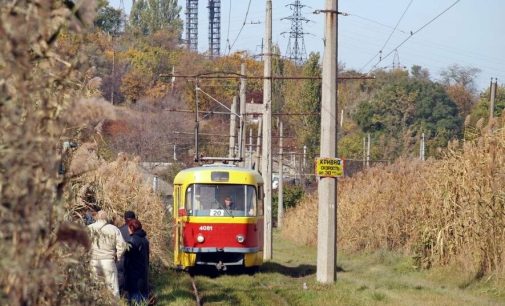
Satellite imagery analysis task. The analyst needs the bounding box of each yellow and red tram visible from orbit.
[173,163,264,271]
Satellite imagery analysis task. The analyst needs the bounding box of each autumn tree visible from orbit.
[440,64,481,91]
[440,64,481,119]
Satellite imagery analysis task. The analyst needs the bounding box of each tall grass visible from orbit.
[281,112,505,276]
[0,1,108,305]
[68,150,173,267]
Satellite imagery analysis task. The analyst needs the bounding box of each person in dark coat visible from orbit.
[119,211,136,242]
[117,210,136,295]
[124,218,150,304]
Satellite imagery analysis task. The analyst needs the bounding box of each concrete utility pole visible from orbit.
[255,117,262,170]
[111,48,115,104]
[239,64,247,166]
[303,145,307,171]
[489,78,497,121]
[277,121,284,229]
[366,133,371,167]
[249,128,253,168]
[229,96,238,158]
[262,0,273,261]
[363,136,366,168]
[317,0,337,284]
[420,133,425,161]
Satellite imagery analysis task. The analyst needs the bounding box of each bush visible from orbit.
[273,184,305,223]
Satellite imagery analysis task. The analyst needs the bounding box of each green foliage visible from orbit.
[160,163,185,184]
[129,0,182,36]
[94,1,124,35]
[272,44,285,114]
[298,53,321,156]
[410,65,430,80]
[354,75,462,159]
[469,84,505,125]
[272,184,305,221]
[338,132,365,159]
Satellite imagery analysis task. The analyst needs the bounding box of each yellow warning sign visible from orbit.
[315,158,343,177]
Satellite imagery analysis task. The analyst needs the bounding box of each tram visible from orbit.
[173,163,264,271]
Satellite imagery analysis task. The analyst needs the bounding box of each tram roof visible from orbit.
[173,163,263,185]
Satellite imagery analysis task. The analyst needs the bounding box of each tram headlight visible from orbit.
[196,234,205,243]
[236,234,245,244]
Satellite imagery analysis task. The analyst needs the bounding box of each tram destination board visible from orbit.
[315,158,343,178]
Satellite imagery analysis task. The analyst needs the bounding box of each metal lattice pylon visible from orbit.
[186,0,199,52]
[208,0,221,57]
[282,0,310,65]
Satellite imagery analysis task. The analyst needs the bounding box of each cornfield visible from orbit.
[282,112,505,276]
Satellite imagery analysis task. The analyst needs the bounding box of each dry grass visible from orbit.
[282,112,505,277]
[0,1,112,305]
[67,151,173,267]
[281,196,318,246]
[420,113,505,274]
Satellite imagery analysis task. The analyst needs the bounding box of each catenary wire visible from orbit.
[228,0,252,54]
[367,0,461,72]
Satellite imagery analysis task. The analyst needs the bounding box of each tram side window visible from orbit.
[246,186,257,216]
[257,186,264,216]
[185,186,193,212]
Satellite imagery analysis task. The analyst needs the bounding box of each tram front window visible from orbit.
[185,184,257,217]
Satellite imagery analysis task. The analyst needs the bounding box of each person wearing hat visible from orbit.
[119,211,136,242]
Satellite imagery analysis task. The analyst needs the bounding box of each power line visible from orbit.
[359,0,414,71]
[350,13,409,35]
[379,0,414,54]
[161,72,374,81]
[367,0,461,72]
[228,0,252,54]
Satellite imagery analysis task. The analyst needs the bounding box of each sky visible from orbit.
[111,0,504,92]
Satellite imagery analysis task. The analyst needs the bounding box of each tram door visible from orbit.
[173,185,183,264]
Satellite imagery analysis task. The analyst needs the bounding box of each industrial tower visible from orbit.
[185,0,221,57]
[186,0,198,52]
[282,0,310,65]
[208,0,221,57]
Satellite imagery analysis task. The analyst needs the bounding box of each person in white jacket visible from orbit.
[88,210,126,298]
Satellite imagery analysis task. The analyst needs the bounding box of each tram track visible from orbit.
[189,275,202,306]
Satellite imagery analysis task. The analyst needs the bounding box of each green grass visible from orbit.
[152,231,505,305]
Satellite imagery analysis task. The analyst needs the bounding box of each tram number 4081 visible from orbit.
[199,225,213,231]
